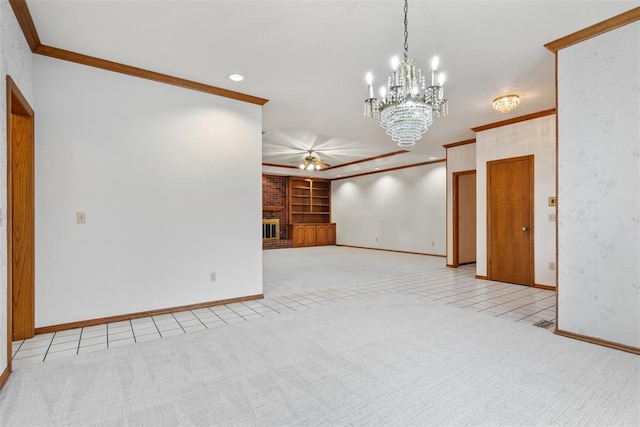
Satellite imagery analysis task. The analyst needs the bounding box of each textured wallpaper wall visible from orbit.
[0,1,34,374]
[557,21,640,348]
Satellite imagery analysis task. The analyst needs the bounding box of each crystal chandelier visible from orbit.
[364,0,448,147]
[492,94,520,113]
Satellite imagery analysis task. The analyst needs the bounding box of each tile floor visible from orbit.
[11,264,555,369]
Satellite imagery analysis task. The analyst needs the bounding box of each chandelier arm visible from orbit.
[403,0,409,60]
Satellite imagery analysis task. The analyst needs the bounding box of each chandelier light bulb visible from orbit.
[366,72,374,98]
[438,72,446,86]
[391,56,400,71]
[379,86,387,99]
[431,56,439,71]
[366,72,373,85]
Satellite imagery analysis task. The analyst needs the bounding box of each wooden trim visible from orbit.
[5,77,12,378]
[0,366,10,391]
[544,7,640,53]
[443,138,476,149]
[475,275,488,280]
[6,76,34,116]
[34,294,264,335]
[446,264,455,268]
[486,155,535,286]
[9,0,268,107]
[471,109,556,133]
[554,53,560,325]
[323,150,409,170]
[533,284,556,291]
[263,150,410,172]
[6,75,36,374]
[332,159,446,181]
[34,45,268,106]
[8,0,41,51]
[336,244,446,258]
[262,163,299,170]
[554,328,640,355]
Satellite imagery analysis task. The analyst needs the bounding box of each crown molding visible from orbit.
[332,159,446,181]
[9,0,268,106]
[443,138,476,149]
[545,7,640,53]
[262,150,410,171]
[471,109,556,133]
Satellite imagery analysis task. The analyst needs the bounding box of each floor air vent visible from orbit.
[533,319,555,329]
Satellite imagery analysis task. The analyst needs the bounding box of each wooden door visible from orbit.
[487,156,534,286]
[316,225,328,245]
[305,225,316,246]
[453,171,476,267]
[7,77,35,342]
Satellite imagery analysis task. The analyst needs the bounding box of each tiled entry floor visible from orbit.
[12,265,555,369]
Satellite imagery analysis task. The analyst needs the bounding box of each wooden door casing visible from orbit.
[487,156,534,286]
[7,76,36,345]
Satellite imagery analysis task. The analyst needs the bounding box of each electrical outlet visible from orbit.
[77,212,86,224]
[548,213,556,222]
[549,262,556,271]
[210,272,216,282]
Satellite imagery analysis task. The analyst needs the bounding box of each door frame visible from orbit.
[6,75,35,374]
[486,155,534,286]
[452,170,476,268]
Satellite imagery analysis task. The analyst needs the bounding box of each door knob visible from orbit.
[522,226,529,231]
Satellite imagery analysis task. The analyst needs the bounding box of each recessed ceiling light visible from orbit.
[429,156,437,160]
[336,175,342,177]
[228,73,244,82]
[374,167,381,170]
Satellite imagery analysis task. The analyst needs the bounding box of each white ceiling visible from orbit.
[26,0,637,178]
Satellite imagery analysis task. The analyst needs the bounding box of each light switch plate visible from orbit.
[77,212,86,224]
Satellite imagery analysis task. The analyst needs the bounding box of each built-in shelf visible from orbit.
[287,177,334,247]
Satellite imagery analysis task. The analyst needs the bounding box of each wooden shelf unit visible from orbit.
[288,177,332,224]
[288,177,335,247]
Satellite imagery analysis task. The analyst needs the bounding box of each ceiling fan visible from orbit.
[299,150,330,171]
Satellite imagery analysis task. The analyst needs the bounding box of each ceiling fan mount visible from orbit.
[300,149,330,170]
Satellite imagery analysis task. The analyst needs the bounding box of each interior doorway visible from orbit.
[487,155,534,286]
[452,170,476,267]
[6,76,35,351]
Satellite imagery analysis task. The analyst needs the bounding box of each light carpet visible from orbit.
[1,293,638,426]
[263,246,445,294]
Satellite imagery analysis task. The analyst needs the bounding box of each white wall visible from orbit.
[34,55,262,327]
[445,143,476,266]
[332,162,446,255]
[0,0,34,373]
[557,22,639,348]
[476,115,557,287]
